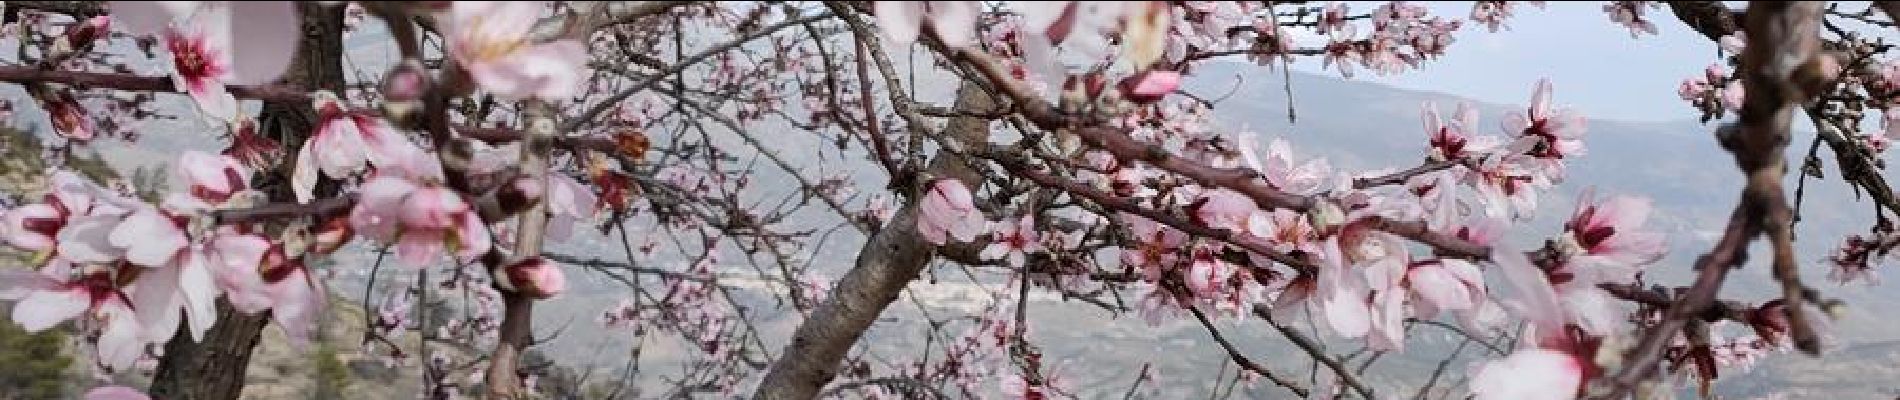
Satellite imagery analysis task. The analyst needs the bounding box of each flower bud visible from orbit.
[496,257,566,299]
[381,59,430,119]
[55,16,111,56]
[1118,70,1182,104]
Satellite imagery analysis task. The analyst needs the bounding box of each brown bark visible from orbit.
[753,83,996,399]
[147,4,345,399]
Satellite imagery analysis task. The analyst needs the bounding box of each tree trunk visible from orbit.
[147,4,343,399]
[753,83,996,399]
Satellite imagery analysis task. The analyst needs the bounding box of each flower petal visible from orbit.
[111,209,186,267]
[131,263,184,343]
[84,386,153,400]
[179,252,220,340]
[223,1,300,85]
[14,288,89,332]
[108,0,192,37]
[874,2,925,46]
[1469,349,1582,400]
[292,137,322,204]
[58,215,127,264]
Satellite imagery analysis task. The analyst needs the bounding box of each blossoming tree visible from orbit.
[0,1,1893,399]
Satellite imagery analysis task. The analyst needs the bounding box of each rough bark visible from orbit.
[753,83,996,399]
[147,4,344,399]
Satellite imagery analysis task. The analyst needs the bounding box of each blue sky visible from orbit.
[1281,2,1729,123]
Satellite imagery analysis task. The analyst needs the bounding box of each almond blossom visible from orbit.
[348,152,493,267]
[1557,188,1666,285]
[496,257,567,299]
[292,92,418,203]
[1602,1,1660,38]
[1119,212,1187,282]
[1475,250,1603,400]
[3,171,129,254]
[1239,134,1332,196]
[210,234,324,346]
[1423,101,1497,162]
[1468,154,1544,220]
[875,1,982,49]
[1,261,149,371]
[112,1,300,121]
[545,173,600,242]
[1503,79,1587,182]
[981,215,1042,267]
[442,1,589,101]
[1469,347,1588,400]
[84,386,152,400]
[917,178,983,245]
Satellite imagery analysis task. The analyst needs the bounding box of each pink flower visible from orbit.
[1184,245,1235,298]
[222,118,282,171]
[112,2,299,86]
[545,173,599,242]
[1502,79,1587,180]
[1192,189,1256,232]
[348,157,492,267]
[292,91,419,203]
[1493,247,1623,336]
[1247,208,1316,252]
[1469,1,1529,32]
[1317,2,1350,35]
[6,172,140,263]
[1120,212,1186,282]
[876,1,983,49]
[209,234,324,346]
[1010,1,1077,43]
[3,175,98,253]
[981,215,1043,266]
[1118,69,1181,104]
[162,21,236,120]
[1321,25,1360,77]
[84,386,152,400]
[1239,134,1332,195]
[1405,259,1485,318]
[114,2,297,121]
[1469,348,1585,400]
[1559,188,1665,284]
[165,151,251,212]
[1469,154,1543,220]
[443,1,589,101]
[1408,170,1461,229]
[2,262,148,370]
[1316,224,1408,340]
[916,179,983,245]
[1677,76,1711,102]
[1423,101,1494,162]
[1602,1,1659,38]
[497,257,566,299]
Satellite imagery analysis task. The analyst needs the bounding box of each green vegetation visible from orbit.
[0,318,72,400]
